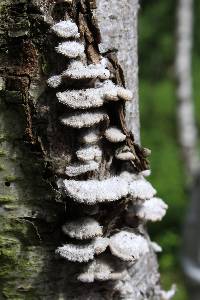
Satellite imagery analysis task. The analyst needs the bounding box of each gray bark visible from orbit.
[175,0,200,298]
[0,0,160,299]
[96,0,140,143]
[175,0,199,178]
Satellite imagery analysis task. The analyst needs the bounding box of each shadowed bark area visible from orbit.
[0,0,160,299]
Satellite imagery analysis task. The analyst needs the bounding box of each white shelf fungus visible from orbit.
[103,81,133,102]
[115,146,135,161]
[62,173,157,204]
[151,241,162,253]
[65,161,99,177]
[62,60,110,80]
[56,237,109,263]
[56,41,84,58]
[47,75,62,88]
[63,176,129,205]
[57,87,104,109]
[129,178,157,200]
[52,20,80,38]
[78,258,125,283]
[109,231,149,261]
[80,129,101,144]
[104,127,126,143]
[136,197,168,222]
[62,218,103,240]
[50,15,161,280]
[60,111,109,128]
[76,145,102,162]
[140,169,151,177]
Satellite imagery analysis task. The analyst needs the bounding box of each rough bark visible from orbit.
[0,1,161,299]
[175,0,200,298]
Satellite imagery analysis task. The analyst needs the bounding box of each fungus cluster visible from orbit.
[47,17,168,284]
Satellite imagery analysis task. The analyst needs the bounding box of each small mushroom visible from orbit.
[56,41,84,58]
[62,217,103,240]
[104,127,126,143]
[109,231,149,261]
[60,110,109,128]
[136,197,168,222]
[52,20,80,38]
[56,237,109,263]
[76,145,102,162]
[115,146,135,161]
[78,257,125,283]
[65,161,99,177]
[62,176,129,205]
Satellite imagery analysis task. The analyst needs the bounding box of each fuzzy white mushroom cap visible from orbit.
[93,237,109,254]
[63,176,129,205]
[140,169,151,177]
[76,145,102,162]
[57,87,104,109]
[56,237,109,263]
[56,243,95,262]
[151,241,162,253]
[78,258,125,283]
[115,151,135,161]
[103,81,133,102]
[136,197,168,222]
[109,231,149,261]
[52,20,80,38]
[104,127,126,143]
[117,87,133,101]
[80,129,101,144]
[60,111,109,128]
[56,41,84,58]
[62,60,110,80]
[62,173,156,204]
[62,218,103,240]
[115,146,135,161]
[65,161,99,177]
[129,178,157,200]
[47,75,62,88]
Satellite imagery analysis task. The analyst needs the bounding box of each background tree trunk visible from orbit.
[176,0,200,299]
[0,1,160,299]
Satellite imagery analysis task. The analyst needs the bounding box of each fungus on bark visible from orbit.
[44,5,167,288]
[77,257,125,283]
[60,111,109,128]
[56,41,84,58]
[56,237,109,263]
[65,161,99,177]
[62,218,103,239]
[62,176,129,204]
[52,20,80,38]
[104,127,126,143]
[76,145,102,162]
[109,231,149,261]
[136,197,168,222]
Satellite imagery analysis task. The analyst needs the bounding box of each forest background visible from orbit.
[139,1,200,299]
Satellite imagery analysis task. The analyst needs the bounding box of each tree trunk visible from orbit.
[175,0,200,299]
[175,0,198,179]
[0,1,163,299]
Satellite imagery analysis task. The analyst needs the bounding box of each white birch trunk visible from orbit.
[176,0,200,298]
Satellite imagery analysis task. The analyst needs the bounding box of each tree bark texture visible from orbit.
[175,0,199,179]
[0,1,161,299]
[176,0,200,298]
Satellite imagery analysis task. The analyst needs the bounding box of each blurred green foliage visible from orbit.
[138,1,200,299]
